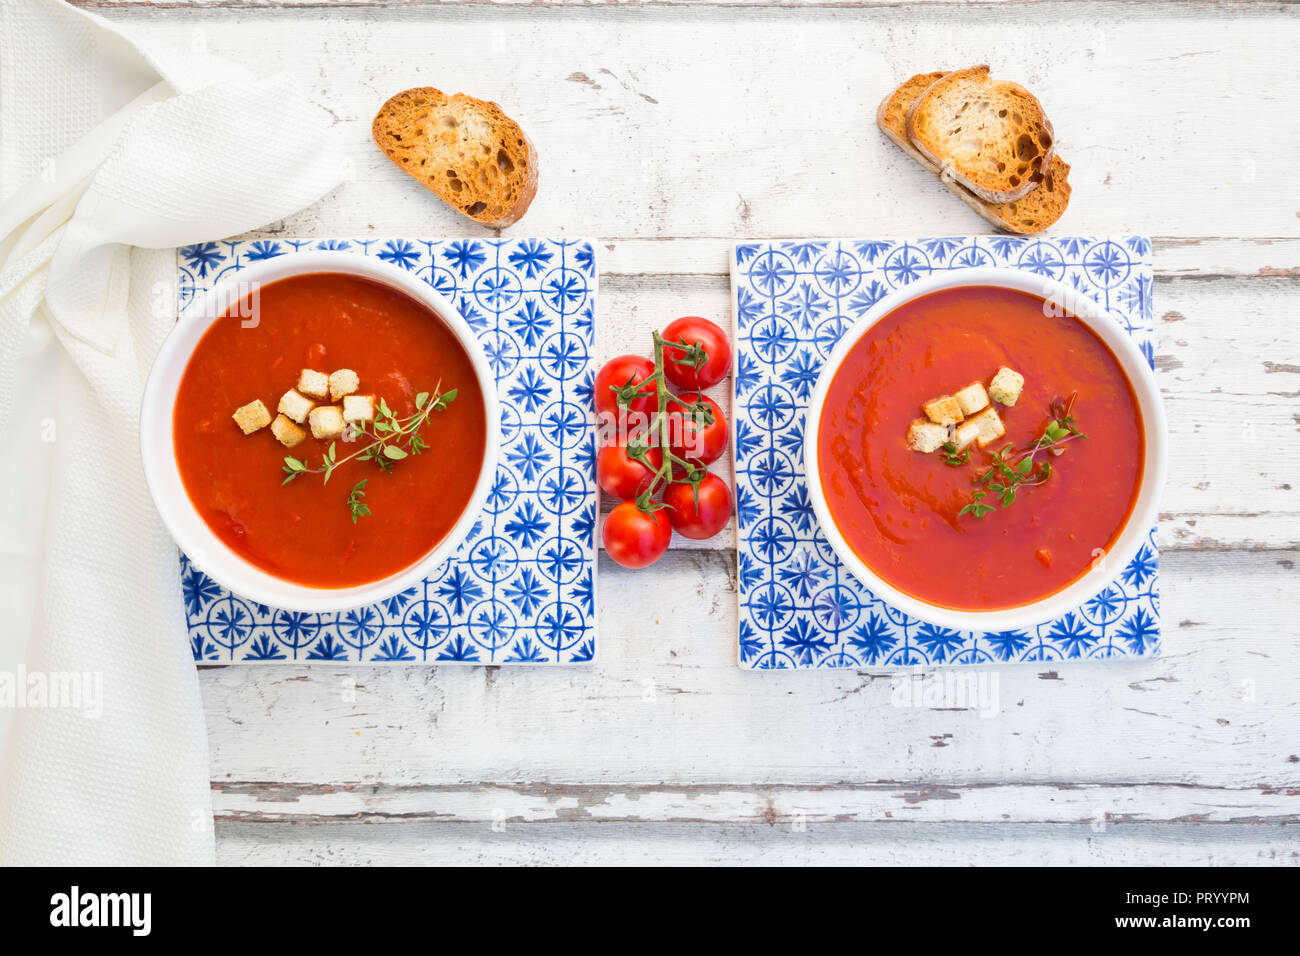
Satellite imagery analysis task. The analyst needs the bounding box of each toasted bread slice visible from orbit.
[876,71,948,173]
[877,70,1070,233]
[372,87,539,228]
[907,66,1055,204]
[943,154,1071,234]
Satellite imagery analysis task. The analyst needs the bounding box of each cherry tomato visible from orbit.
[669,392,729,465]
[602,502,672,569]
[594,355,657,423]
[596,441,663,500]
[662,316,732,391]
[663,473,732,540]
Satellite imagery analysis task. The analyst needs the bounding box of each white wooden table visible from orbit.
[83,0,1299,865]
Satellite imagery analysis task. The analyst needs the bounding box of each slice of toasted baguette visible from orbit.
[877,71,1071,234]
[906,65,1055,204]
[876,71,948,173]
[942,154,1072,234]
[372,87,539,228]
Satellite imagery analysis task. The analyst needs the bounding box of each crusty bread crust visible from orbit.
[875,68,1071,234]
[876,71,948,173]
[906,65,1055,204]
[372,87,539,229]
[942,154,1072,234]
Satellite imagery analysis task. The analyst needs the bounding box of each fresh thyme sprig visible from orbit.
[281,382,457,520]
[957,393,1088,520]
[346,480,371,524]
[940,442,970,467]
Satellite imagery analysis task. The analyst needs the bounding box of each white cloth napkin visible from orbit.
[0,0,344,865]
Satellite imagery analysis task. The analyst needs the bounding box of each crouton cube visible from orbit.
[271,414,306,448]
[278,389,314,424]
[953,408,1003,450]
[955,407,1005,450]
[953,381,990,417]
[232,399,271,435]
[989,367,1025,407]
[308,405,345,440]
[906,419,949,454]
[329,368,360,401]
[922,394,964,427]
[973,408,1005,448]
[952,418,980,450]
[342,394,375,424]
[297,368,329,399]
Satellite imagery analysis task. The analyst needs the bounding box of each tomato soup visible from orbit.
[817,286,1143,611]
[173,273,487,588]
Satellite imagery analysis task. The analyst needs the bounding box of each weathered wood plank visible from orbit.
[70,0,1300,10]
[214,820,1300,866]
[211,781,1300,825]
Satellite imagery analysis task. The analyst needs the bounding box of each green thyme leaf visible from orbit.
[956,394,1087,521]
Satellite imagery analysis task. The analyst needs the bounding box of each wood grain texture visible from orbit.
[213,782,1300,824]
[73,0,1300,861]
[215,821,1300,866]
[67,0,1300,9]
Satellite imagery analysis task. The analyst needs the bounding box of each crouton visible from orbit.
[278,389,314,424]
[271,414,306,448]
[232,399,271,435]
[972,408,1006,448]
[297,368,329,399]
[906,419,949,453]
[309,405,345,440]
[954,407,1006,450]
[952,418,979,450]
[953,381,990,417]
[922,394,964,427]
[329,368,360,401]
[342,394,375,423]
[989,366,1025,406]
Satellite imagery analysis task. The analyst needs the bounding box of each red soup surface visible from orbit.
[818,286,1144,611]
[174,273,487,588]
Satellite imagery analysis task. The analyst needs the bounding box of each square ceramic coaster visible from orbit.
[177,237,598,665]
[730,236,1159,669]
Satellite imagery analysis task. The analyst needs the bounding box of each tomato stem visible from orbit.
[618,331,713,511]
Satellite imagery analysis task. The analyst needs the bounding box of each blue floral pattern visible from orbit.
[731,236,1160,669]
[178,238,598,665]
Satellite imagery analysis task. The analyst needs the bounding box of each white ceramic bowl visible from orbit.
[804,267,1167,633]
[141,251,499,613]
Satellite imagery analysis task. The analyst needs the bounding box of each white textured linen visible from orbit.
[0,0,343,864]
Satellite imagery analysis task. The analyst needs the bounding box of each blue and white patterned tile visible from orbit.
[178,237,598,665]
[731,236,1159,670]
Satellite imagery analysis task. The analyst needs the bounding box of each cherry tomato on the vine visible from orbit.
[663,473,732,540]
[669,392,729,465]
[594,354,657,422]
[602,502,672,569]
[596,441,663,501]
[662,316,732,391]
